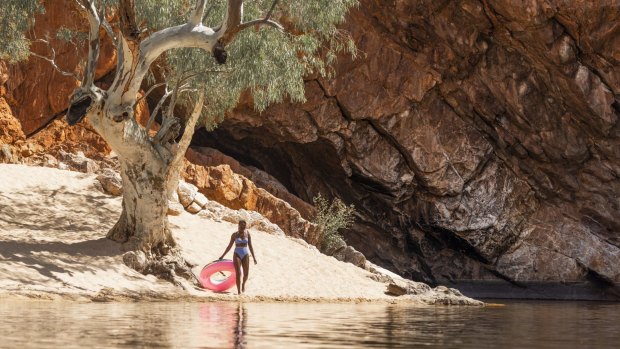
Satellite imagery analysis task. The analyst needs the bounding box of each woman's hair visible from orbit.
[239,220,247,225]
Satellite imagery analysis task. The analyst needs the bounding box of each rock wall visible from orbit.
[2,0,618,298]
[195,0,620,297]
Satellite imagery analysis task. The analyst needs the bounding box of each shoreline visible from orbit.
[0,164,481,306]
[0,289,445,305]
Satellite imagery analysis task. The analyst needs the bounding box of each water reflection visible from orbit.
[0,300,618,348]
[197,302,247,348]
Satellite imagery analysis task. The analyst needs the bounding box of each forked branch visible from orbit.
[217,0,283,46]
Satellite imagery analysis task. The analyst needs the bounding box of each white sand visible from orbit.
[0,164,404,302]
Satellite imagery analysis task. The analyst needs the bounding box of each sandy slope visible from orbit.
[0,164,401,302]
[0,164,479,305]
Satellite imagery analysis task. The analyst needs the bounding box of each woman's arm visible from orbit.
[248,232,257,264]
[219,234,235,259]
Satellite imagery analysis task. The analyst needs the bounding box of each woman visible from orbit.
[219,220,257,294]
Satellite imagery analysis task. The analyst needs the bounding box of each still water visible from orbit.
[1,300,618,348]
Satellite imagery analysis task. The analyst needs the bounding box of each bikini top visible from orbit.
[235,235,249,246]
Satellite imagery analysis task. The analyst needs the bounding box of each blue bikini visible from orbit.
[234,235,250,259]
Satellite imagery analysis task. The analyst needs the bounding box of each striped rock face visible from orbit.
[193,0,620,298]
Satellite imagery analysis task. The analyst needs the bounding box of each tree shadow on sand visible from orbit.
[0,186,119,234]
[0,238,124,287]
[0,180,126,289]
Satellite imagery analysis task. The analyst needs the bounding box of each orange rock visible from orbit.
[0,97,25,145]
[6,0,117,135]
[182,161,322,245]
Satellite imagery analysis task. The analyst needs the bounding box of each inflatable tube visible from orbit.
[199,259,237,292]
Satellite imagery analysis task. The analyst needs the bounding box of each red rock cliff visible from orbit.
[2,0,619,298]
[194,0,620,297]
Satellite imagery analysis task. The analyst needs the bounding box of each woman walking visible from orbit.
[219,220,257,294]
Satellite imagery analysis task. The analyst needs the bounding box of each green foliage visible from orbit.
[155,0,359,128]
[1,0,358,128]
[0,1,44,62]
[312,194,356,251]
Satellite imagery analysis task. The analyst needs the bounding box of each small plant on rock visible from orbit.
[312,194,355,252]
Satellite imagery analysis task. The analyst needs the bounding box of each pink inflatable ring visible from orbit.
[199,259,237,292]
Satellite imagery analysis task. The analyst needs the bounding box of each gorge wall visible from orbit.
[194,0,620,298]
[1,0,619,299]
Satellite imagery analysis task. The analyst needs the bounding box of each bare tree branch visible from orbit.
[78,0,101,88]
[265,0,279,21]
[165,75,183,120]
[153,116,180,144]
[112,24,218,105]
[171,91,204,163]
[136,82,167,104]
[31,39,80,80]
[217,0,244,45]
[189,0,208,26]
[100,8,119,48]
[146,86,172,134]
[237,19,284,32]
[218,0,283,46]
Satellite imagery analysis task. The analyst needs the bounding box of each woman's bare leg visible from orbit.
[241,255,250,292]
[233,254,242,294]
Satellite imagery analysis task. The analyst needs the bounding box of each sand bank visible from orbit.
[0,164,480,305]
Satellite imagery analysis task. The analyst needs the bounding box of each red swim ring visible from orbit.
[199,259,237,292]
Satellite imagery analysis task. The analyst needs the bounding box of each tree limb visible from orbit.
[78,0,101,88]
[170,91,204,165]
[217,0,283,46]
[165,75,183,120]
[153,116,180,144]
[30,39,80,80]
[100,9,119,48]
[216,0,244,45]
[265,0,279,21]
[119,0,140,42]
[237,19,284,32]
[146,86,172,134]
[110,0,281,105]
[136,82,167,105]
[189,0,208,26]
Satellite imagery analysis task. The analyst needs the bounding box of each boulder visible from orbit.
[322,237,346,256]
[41,154,58,168]
[167,201,184,216]
[58,150,100,173]
[0,144,16,164]
[177,181,198,208]
[96,168,122,196]
[386,279,431,296]
[183,162,319,244]
[341,246,367,268]
[193,192,209,208]
[186,202,203,214]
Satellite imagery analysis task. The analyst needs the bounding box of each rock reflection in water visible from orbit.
[1,300,619,348]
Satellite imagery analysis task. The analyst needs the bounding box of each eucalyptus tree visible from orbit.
[1,0,356,276]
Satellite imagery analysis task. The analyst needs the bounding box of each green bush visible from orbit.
[312,194,356,251]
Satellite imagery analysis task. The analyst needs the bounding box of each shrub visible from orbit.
[312,194,356,251]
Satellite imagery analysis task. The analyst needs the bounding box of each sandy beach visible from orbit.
[0,164,479,304]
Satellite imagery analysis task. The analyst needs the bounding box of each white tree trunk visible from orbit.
[108,154,175,253]
[66,0,273,261]
[82,92,182,255]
